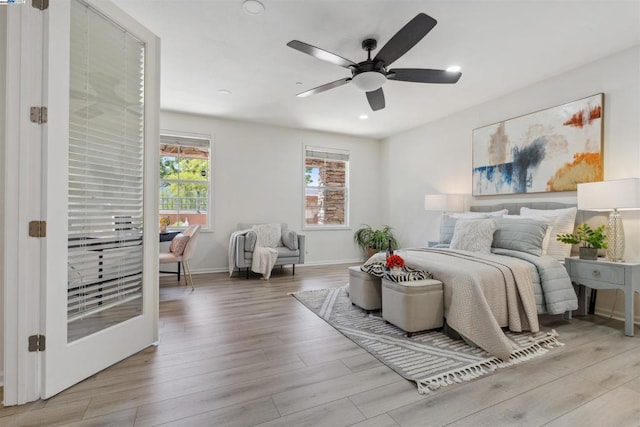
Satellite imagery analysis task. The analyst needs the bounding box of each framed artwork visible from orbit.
[472,93,603,196]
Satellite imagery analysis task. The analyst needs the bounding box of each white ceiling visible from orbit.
[112,0,640,139]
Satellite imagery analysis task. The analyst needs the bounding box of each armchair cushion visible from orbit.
[281,229,298,250]
[169,233,190,255]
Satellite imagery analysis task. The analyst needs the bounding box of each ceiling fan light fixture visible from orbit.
[446,65,461,72]
[352,71,386,92]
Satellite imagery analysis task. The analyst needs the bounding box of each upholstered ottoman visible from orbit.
[382,278,444,336]
[348,266,382,311]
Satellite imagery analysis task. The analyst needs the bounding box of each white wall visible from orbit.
[381,45,640,321]
[0,7,6,385]
[160,111,383,273]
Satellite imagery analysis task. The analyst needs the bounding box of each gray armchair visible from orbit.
[233,222,305,279]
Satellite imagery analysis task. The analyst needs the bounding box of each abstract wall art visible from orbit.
[472,94,603,196]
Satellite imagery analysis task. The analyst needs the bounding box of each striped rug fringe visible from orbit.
[416,329,562,394]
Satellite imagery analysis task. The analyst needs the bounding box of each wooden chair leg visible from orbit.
[183,260,194,290]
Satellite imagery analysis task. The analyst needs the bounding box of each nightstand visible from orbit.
[565,257,640,336]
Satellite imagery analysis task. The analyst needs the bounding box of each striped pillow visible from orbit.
[520,207,577,261]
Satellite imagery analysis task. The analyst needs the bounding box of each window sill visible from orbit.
[302,225,352,231]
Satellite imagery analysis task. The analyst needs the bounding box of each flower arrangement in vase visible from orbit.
[160,216,171,233]
[386,254,405,274]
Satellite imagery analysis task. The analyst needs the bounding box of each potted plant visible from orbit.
[354,225,399,258]
[556,223,607,260]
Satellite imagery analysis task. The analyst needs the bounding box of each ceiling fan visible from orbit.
[287,13,462,111]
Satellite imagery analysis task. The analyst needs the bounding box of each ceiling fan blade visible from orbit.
[366,88,385,111]
[297,78,351,98]
[287,40,356,69]
[387,68,462,84]
[374,13,437,66]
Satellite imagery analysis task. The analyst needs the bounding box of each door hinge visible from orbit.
[28,335,46,352]
[32,0,49,11]
[30,106,48,124]
[28,220,46,238]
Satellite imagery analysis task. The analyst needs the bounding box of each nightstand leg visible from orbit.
[625,287,634,336]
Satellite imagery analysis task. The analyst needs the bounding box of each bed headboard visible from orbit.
[469,201,607,229]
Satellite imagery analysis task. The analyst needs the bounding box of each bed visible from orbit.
[365,202,606,361]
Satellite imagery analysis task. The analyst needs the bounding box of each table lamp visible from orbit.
[424,194,464,213]
[577,178,640,262]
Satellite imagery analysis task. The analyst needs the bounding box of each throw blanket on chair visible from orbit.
[251,223,280,279]
[227,224,280,279]
[228,229,250,277]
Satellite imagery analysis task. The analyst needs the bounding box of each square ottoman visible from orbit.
[382,278,444,337]
[348,266,382,312]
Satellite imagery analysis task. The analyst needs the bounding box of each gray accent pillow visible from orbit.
[244,230,257,252]
[281,229,298,250]
[492,217,549,256]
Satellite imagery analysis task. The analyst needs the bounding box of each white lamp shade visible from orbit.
[424,194,464,212]
[577,178,640,210]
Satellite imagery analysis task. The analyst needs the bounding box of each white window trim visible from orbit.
[302,145,350,230]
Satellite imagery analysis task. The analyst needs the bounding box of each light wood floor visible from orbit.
[2,264,640,426]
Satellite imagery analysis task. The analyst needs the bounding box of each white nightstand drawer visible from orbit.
[570,262,625,285]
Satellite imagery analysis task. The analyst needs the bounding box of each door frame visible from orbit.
[3,3,45,406]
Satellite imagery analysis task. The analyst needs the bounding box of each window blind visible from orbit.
[305,146,350,162]
[67,0,145,326]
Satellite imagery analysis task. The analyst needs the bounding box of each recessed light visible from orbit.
[242,0,265,15]
[218,89,232,95]
[359,114,369,120]
[446,65,461,72]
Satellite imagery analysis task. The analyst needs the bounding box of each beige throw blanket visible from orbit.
[366,248,539,361]
[228,225,280,279]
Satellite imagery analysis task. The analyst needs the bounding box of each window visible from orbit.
[160,134,211,229]
[304,146,349,227]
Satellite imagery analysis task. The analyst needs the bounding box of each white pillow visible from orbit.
[520,207,577,261]
[449,218,497,253]
[252,223,282,248]
[451,209,508,219]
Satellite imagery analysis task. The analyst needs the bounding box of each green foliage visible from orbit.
[353,225,399,252]
[556,224,608,249]
[160,158,209,196]
[305,167,313,185]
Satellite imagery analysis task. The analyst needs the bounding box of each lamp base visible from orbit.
[606,210,625,262]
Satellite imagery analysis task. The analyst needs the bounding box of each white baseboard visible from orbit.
[161,259,366,277]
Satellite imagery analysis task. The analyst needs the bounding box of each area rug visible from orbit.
[291,286,563,394]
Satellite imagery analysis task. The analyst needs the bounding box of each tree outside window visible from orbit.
[160,135,210,229]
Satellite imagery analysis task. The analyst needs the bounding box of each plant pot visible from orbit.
[579,247,598,260]
[366,247,379,259]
